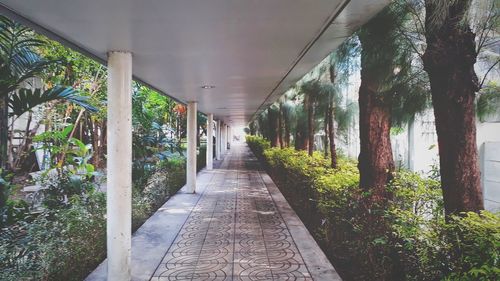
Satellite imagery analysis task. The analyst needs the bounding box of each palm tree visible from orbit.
[0,16,96,170]
[0,16,48,169]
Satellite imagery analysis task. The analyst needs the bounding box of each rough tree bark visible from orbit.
[295,97,309,151]
[328,63,338,169]
[278,102,284,148]
[324,106,329,158]
[358,73,395,201]
[423,0,484,216]
[283,109,290,147]
[307,94,315,156]
[267,108,279,147]
[328,102,337,169]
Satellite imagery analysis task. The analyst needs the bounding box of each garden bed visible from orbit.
[0,159,186,281]
[247,136,500,281]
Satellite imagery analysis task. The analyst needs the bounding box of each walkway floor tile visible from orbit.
[86,144,340,281]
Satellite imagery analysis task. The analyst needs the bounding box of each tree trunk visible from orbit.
[307,95,314,156]
[12,112,34,171]
[324,106,329,158]
[423,0,483,216]
[100,121,107,169]
[278,102,284,148]
[284,109,290,147]
[328,102,337,169]
[329,62,338,168]
[197,123,201,147]
[268,108,279,147]
[358,74,394,201]
[92,120,100,169]
[295,98,309,151]
[0,96,8,170]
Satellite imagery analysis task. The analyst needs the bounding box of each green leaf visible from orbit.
[8,86,98,117]
[61,125,74,138]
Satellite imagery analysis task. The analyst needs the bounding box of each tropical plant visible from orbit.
[8,86,97,117]
[0,15,97,172]
[0,16,50,170]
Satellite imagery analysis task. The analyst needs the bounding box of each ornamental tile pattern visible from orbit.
[150,147,313,281]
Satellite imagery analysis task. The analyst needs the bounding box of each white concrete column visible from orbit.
[224,124,228,153]
[216,120,221,160]
[186,101,197,193]
[206,114,214,170]
[107,51,132,281]
[221,123,226,154]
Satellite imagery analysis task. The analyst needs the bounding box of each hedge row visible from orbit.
[246,135,500,281]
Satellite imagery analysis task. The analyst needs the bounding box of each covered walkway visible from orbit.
[0,1,389,279]
[87,143,339,281]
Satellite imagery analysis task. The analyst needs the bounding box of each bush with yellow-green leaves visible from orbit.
[246,135,499,281]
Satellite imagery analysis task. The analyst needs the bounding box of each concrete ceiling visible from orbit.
[0,0,389,127]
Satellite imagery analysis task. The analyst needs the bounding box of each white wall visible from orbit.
[405,109,500,212]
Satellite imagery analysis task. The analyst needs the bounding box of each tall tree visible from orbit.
[301,80,321,156]
[357,2,416,201]
[281,100,294,147]
[422,0,485,215]
[278,101,284,148]
[294,95,309,151]
[324,37,361,168]
[267,106,280,147]
[314,80,340,168]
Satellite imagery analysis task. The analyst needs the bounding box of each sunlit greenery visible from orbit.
[247,135,499,280]
[0,13,204,281]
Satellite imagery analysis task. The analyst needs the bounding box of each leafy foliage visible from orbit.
[0,16,52,98]
[8,86,97,117]
[476,81,500,122]
[246,135,271,160]
[0,157,186,281]
[247,136,499,280]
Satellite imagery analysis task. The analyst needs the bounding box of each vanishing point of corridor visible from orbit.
[88,143,339,281]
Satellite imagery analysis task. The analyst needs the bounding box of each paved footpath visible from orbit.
[87,143,340,281]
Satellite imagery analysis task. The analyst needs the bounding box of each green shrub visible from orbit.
[247,141,500,281]
[133,158,186,230]
[1,170,30,227]
[0,191,106,281]
[419,211,500,281]
[0,158,187,281]
[245,135,270,159]
[197,145,207,172]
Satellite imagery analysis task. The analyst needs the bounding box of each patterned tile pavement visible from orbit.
[150,145,315,281]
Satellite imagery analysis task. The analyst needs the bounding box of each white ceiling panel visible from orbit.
[0,0,389,127]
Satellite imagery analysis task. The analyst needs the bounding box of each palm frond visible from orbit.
[0,15,56,97]
[8,86,98,117]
